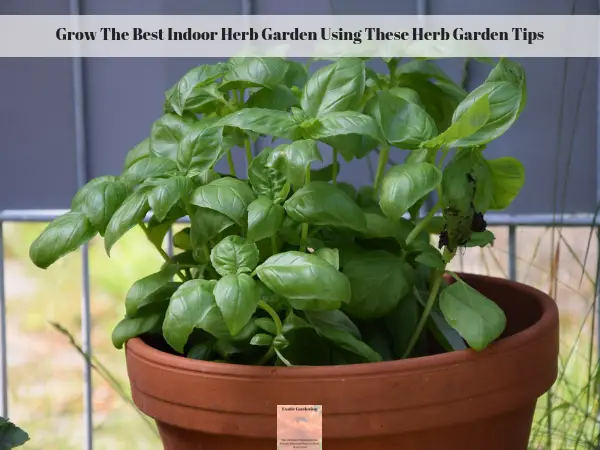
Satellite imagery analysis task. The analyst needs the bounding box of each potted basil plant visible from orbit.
[29,56,558,450]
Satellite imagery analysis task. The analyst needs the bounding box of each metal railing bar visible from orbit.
[69,0,93,446]
[508,225,517,281]
[2,209,600,227]
[0,223,8,419]
[166,228,174,257]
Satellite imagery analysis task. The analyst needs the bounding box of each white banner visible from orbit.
[0,15,598,57]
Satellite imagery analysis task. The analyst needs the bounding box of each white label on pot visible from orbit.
[277,405,322,449]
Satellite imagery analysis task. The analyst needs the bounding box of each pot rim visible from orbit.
[126,273,558,379]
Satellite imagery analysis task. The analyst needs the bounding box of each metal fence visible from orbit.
[1,1,599,449]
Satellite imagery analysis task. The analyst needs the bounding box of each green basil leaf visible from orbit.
[221,57,288,89]
[283,181,367,233]
[310,162,340,182]
[367,91,437,149]
[413,245,446,269]
[29,211,97,269]
[304,310,360,339]
[112,312,163,349]
[384,295,420,358]
[267,139,322,188]
[247,196,285,242]
[254,317,277,335]
[218,108,299,140]
[439,280,506,351]
[448,81,523,148]
[168,63,228,115]
[388,86,424,106]
[71,177,129,236]
[284,60,308,88]
[189,206,235,249]
[121,156,177,188]
[148,176,193,222]
[465,230,495,248]
[484,57,526,116]
[0,417,30,449]
[247,85,300,111]
[379,162,442,221]
[248,147,289,203]
[421,94,491,149]
[210,235,260,276]
[124,138,151,170]
[301,58,365,117]
[149,113,197,160]
[104,189,151,255]
[308,322,381,363]
[190,177,256,226]
[177,119,225,174]
[214,273,259,336]
[312,248,339,270]
[187,341,215,360]
[342,251,414,320]
[163,279,229,353]
[308,111,384,144]
[363,213,410,242]
[486,157,525,210]
[125,265,181,317]
[255,251,351,311]
[428,309,467,352]
[250,333,274,346]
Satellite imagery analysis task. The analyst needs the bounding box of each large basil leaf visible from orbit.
[367,91,437,149]
[122,156,177,188]
[307,319,382,363]
[112,312,163,349]
[484,57,526,116]
[149,113,197,160]
[248,147,289,203]
[177,118,225,174]
[71,177,129,236]
[303,310,360,339]
[247,196,285,242]
[342,251,414,320]
[214,273,259,336]
[210,235,260,276]
[29,211,97,269]
[163,279,230,353]
[439,281,506,351]
[384,294,421,358]
[247,85,300,111]
[0,417,30,449]
[307,111,384,144]
[190,177,256,226]
[218,108,299,140]
[267,139,322,188]
[104,189,151,255]
[421,94,491,149]
[148,176,193,222]
[189,206,235,249]
[168,63,228,115]
[284,60,308,88]
[379,162,442,221]
[124,138,151,170]
[221,57,288,90]
[255,251,351,310]
[301,58,365,117]
[447,81,523,148]
[486,157,525,210]
[125,265,181,317]
[283,181,367,232]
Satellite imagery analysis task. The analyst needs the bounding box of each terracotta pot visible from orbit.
[125,273,559,450]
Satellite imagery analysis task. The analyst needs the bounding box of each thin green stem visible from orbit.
[401,248,455,359]
[270,235,278,255]
[139,223,186,281]
[244,138,253,164]
[227,151,237,177]
[220,97,236,112]
[373,145,390,191]
[405,200,442,246]
[255,347,275,366]
[299,164,311,252]
[258,300,283,334]
[332,148,338,186]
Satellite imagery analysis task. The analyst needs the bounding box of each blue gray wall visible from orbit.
[1,0,598,215]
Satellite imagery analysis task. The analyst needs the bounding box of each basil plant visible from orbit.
[29,57,526,366]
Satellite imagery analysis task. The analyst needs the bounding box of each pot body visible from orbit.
[126,274,559,450]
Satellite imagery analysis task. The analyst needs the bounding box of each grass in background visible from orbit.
[1,222,598,449]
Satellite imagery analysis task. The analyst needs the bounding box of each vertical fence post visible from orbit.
[0,223,7,419]
[508,225,517,281]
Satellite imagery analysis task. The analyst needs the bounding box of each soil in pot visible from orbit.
[125,274,559,450]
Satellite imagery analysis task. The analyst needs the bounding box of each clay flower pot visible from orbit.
[125,273,559,450]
